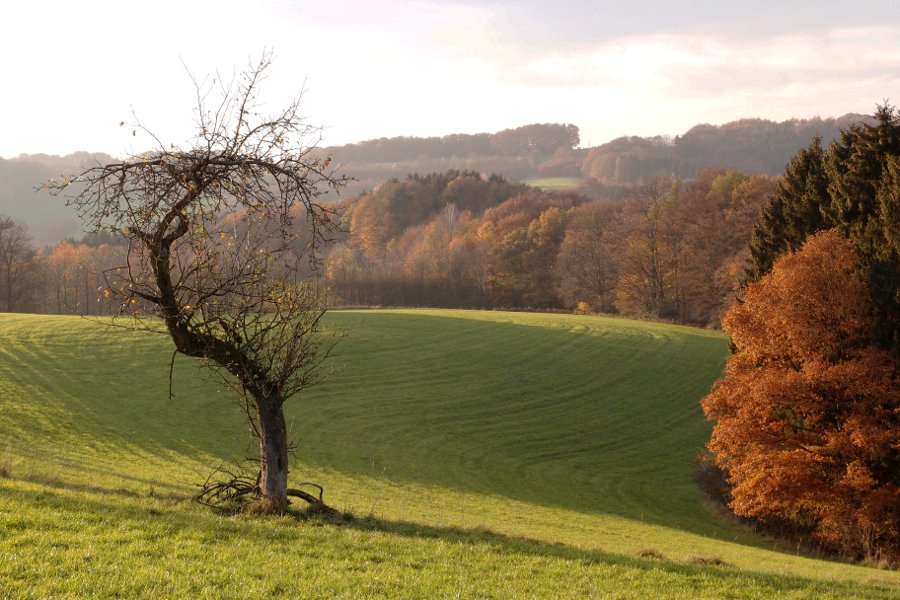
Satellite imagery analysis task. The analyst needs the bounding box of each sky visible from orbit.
[1,0,899,158]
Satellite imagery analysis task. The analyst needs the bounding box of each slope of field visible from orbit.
[0,310,896,598]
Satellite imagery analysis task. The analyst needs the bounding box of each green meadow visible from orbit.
[0,310,897,598]
[521,176,583,190]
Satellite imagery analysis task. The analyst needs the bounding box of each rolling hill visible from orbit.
[0,310,896,598]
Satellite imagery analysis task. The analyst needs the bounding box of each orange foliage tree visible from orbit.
[702,230,899,562]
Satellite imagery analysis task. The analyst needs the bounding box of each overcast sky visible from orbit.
[2,0,898,158]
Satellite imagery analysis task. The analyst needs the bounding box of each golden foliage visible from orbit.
[703,229,899,562]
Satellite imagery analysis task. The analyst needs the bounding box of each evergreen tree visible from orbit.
[827,105,900,351]
[746,104,900,352]
[746,136,830,282]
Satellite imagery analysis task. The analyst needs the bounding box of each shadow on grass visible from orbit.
[2,476,895,596]
[292,508,896,596]
[8,469,187,502]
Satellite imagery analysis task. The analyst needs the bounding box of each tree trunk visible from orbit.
[256,394,290,512]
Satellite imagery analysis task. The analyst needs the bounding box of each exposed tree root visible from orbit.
[287,482,336,514]
[194,472,334,514]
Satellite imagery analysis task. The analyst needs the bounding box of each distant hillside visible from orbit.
[316,123,585,197]
[581,114,866,184]
[0,114,868,244]
[0,152,115,244]
[319,114,866,197]
[326,123,581,163]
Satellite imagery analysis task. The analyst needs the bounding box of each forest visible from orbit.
[0,112,887,334]
[0,113,880,330]
[0,167,774,328]
[324,168,774,326]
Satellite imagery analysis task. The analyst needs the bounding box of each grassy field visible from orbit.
[0,310,897,598]
[521,176,583,190]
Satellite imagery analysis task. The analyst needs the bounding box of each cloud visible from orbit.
[479,26,900,141]
[509,27,900,93]
[2,1,898,156]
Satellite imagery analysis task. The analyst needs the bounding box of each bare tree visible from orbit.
[50,54,346,513]
[0,216,36,312]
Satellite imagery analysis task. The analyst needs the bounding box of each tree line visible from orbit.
[581,114,865,185]
[324,123,581,163]
[323,115,861,184]
[316,114,862,198]
[0,221,123,315]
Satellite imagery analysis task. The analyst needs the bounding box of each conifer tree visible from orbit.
[746,104,900,352]
[746,136,830,282]
[827,104,900,351]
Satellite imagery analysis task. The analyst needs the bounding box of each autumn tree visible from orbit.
[45,240,80,314]
[612,176,681,317]
[39,239,125,315]
[348,192,394,262]
[399,203,481,305]
[554,200,620,312]
[481,191,581,307]
[674,170,776,325]
[439,173,495,213]
[703,230,899,562]
[51,55,344,513]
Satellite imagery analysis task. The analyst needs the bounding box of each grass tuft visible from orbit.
[687,555,731,567]
[0,441,11,478]
[22,469,62,486]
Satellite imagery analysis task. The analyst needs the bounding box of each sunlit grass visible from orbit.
[0,310,897,598]
[521,176,583,189]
